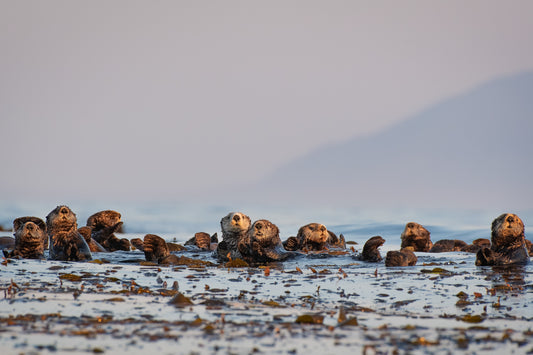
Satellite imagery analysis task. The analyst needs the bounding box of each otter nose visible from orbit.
[233,214,241,222]
[256,222,263,230]
[26,223,34,231]
[60,207,69,215]
[507,216,514,223]
[320,225,326,233]
[407,223,415,229]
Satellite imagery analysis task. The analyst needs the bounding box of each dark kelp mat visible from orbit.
[1,246,532,354]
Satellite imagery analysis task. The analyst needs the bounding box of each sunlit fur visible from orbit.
[216,212,251,260]
[385,249,418,267]
[7,217,47,259]
[46,205,92,261]
[491,213,525,252]
[296,223,329,251]
[86,210,128,251]
[238,219,290,262]
[476,213,529,266]
[400,222,433,252]
[361,236,385,262]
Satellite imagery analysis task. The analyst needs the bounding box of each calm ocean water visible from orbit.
[1,201,531,245]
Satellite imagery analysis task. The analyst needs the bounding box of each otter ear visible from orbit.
[13,218,24,231]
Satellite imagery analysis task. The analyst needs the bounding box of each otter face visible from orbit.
[249,220,280,245]
[491,213,525,247]
[87,210,122,230]
[298,223,329,245]
[221,212,251,234]
[46,205,78,233]
[400,222,432,252]
[14,217,46,248]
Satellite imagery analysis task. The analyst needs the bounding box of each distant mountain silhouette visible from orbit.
[252,72,533,208]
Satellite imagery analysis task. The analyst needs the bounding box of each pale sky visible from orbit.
[1,1,533,203]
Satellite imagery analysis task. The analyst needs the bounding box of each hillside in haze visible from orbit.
[249,72,533,208]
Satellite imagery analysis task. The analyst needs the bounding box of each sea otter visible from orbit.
[86,210,130,251]
[238,219,293,263]
[3,217,47,259]
[184,232,218,251]
[429,239,469,253]
[476,213,529,266]
[47,206,92,261]
[385,249,418,267]
[400,222,433,252]
[77,226,107,253]
[283,223,345,252]
[360,236,385,262]
[215,212,251,261]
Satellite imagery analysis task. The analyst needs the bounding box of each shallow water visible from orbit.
[1,203,532,354]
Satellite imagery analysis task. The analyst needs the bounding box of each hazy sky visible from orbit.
[2,1,533,203]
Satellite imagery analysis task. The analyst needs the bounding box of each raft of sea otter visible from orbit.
[1,206,531,267]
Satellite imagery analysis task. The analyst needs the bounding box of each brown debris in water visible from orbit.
[295,314,324,324]
[169,292,194,307]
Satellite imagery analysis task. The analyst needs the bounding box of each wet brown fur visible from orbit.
[360,236,385,262]
[238,219,293,262]
[400,222,433,252]
[283,223,345,252]
[429,239,469,253]
[215,212,251,261]
[184,232,218,251]
[3,217,47,259]
[385,249,418,267]
[86,210,130,251]
[476,213,529,266]
[47,206,92,261]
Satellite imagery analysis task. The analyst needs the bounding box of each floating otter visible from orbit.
[3,217,47,259]
[184,232,218,251]
[77,226,107,253]
[360,236,385,262]
[400,222,433,252]
[143,234,176,264]
[476,213,529,266]
[461,238,491,253]
[238,219,293,263]
[385,249,418,267]
[215,212,251,261]
[429,239,469,253]
[86,210,130,252]
[47,206,92,261]
[130,238,145,251]
[283,223,345,252]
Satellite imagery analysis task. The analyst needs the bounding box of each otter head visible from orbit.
[13,216,47,248]
[491,213,525,249]
[297,223,329,249]
[400,222,432,252]
[220,212,251,235]
[87,210,122,231]
[46,205,78,233]
[249,219,280,247]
